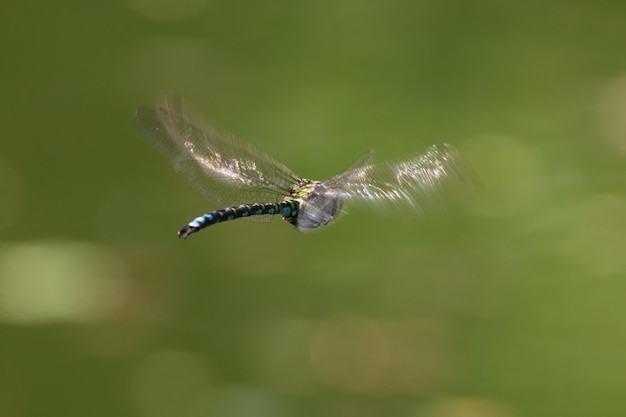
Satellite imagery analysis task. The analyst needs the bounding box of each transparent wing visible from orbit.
[137,95,300,221]
[343,149,375,171]
[323,144,479,215]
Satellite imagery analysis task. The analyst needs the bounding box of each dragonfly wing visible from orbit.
[323,144,478,215]
[138,95,300,221]
[343,149,376,172]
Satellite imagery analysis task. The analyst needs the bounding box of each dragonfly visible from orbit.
[137,95,477,238]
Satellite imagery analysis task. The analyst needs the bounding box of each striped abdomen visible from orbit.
[178,201,299,238]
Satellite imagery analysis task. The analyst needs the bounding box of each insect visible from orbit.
[137,95,477,238]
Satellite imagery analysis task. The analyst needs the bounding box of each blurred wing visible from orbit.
[324,144,479,215]
[137,95,299,220]
[344,149,376,171]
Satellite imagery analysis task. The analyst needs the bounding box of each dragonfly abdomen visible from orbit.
[178,201,299,238]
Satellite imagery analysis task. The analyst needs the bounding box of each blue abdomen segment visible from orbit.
[178,201,299,238]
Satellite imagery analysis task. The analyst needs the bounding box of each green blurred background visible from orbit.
[2,1,626,416]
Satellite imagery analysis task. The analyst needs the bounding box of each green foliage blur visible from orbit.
[1,1,626,417]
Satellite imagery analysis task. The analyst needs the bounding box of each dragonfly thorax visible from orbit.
[286,178,319,200]
[283,179,344,230]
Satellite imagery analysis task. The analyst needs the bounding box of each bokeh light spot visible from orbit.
[556,193,626,277]
[190,386,285,417]
[310,317,448,394]
[243,319,317,394]
[0,241,130,324]
[414,397,517,417]
[130,349,211,417]
[597,75,626,155]
[311,317,390,394]
[465,134,540,218]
